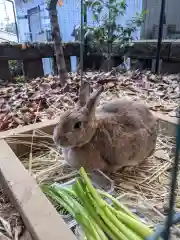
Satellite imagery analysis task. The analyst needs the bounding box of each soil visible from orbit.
[0,186,32,240]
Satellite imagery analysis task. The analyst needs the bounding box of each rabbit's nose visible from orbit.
[59,135,71,147]
[59,135,68,143]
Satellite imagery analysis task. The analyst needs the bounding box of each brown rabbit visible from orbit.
[53,82,158,173]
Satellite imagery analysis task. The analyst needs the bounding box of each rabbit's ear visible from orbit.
[86,85,104,116]
[77,81,91,107]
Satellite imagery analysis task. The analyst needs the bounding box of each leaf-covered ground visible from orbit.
[0,70,179,131]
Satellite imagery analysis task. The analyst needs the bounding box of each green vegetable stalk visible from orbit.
[73,179,120,240]
[106,202,153,238]
[42,185,101,239]
[98,190,139,221]
[79,168,143,240]
[42,167,155,240]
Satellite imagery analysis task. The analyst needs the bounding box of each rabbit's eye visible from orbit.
[74,121,81,129]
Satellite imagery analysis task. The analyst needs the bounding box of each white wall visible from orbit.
[14,0,50,42]
[0,30,18,42]
[14,0,53,74]
[143,0,180,39]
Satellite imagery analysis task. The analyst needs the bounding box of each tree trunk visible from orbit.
[48,6,68,86]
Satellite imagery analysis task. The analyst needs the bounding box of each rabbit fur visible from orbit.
[53,83,158,173]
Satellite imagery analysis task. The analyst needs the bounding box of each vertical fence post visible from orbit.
[80,0,84,83]
[163,120,180,240]
[23,59,44,80]
[155,0,166,74]
[0,60,12,81]
[83,2,87,71]
[46,0,68,86]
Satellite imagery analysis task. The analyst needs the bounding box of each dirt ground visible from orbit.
[0,186,23,239]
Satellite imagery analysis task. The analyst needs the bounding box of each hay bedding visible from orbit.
[15,130,179,238]
[1,70,180,238]
[14,119,178,233]
[16,131,177,220]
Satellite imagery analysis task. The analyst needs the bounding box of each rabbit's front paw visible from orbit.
[123,166,135,173]
[104,165,123,173]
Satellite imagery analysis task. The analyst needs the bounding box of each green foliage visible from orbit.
[76,0,146,57]
[9,60,23,78]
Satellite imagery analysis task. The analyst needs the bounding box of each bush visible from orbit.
[9,60,23,77]
[75,0,146,59]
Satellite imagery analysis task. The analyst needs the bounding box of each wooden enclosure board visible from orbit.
[1,40,180,61]
[0,139,76,240]
[154,112,179,137]
[0,42,80,60]
[0,111,178,158]
[0,111,178,140]
[0,118,58,156]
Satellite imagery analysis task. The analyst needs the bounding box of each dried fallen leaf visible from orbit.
[0,232,11,240]
[0,71,179,132]
[0,217,12,238]
[154,150,170,161]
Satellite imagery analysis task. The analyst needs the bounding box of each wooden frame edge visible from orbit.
[0,112,178,140]
[0,118,59,140]
[0,139,76,240]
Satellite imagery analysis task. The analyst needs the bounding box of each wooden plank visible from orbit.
[126,40,171,60]
[0,118,58,140]
[152,59,180,74]
[65,56,71,72]
[169,40,180,61]
[23,59,44,80]
[154,112,178,137]
[53,56,58,75]
[0,40,176,61]
[0,112,178,157]
[0,119,58,157]
[86,40,171,59]
[0,42,80,60]
[0,139,76,240]
[0,112,177,140]
[0,60,12,80]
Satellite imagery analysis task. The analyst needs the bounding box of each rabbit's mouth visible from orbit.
[58,138,85,149]
[59,142,74,148]
[53,133,69,148]
[58,135,78,148]
[58,138,73,148]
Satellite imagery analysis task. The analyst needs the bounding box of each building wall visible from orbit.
[14,0,52,74]
[0,30,18,42]
[15,0,50,42]
[142,0,180,39]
